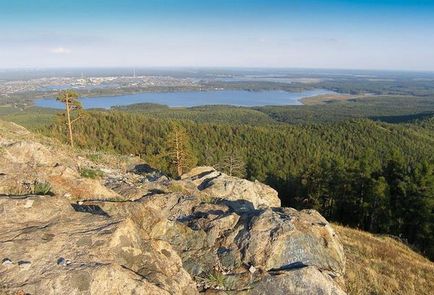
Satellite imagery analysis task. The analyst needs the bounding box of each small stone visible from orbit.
[64,193,72,198]
[18,260,31,269]
[2,258,13,266]
[77,201,83,205]
[24,200,34,208]
[57,257,71,266]
[249,265,256,274]
[57,257,66,266]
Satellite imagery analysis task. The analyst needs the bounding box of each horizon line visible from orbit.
[1,66,434,74]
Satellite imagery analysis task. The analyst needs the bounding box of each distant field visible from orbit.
[300,93,364,105]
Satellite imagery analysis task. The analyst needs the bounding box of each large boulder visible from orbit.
[236,208,345,275]
[0,121,346,294]
[146,196,345,293]
[0,195,197,295]
[179,166,281,208]
[249,266,345,295]
[0,140,119,200]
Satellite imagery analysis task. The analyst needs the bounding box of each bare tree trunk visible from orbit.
[175,131,182,176]
[65,99,74,147]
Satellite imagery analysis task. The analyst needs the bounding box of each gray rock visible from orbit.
[57,257,71,266]
[0,195,197,295]
[18,260,31,269]
[179,166,281,208]
[0,121,347,294]
[249,266,346,295]
[2,258,13,266]
[155,196,345,293]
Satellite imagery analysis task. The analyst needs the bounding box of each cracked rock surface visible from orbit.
[0,120,346,294]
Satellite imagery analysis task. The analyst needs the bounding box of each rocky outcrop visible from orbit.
[179,166,281,208]
[0,140,119,200]
[0,120,346,294]
[0,195,197,294]
[147,195,345,294]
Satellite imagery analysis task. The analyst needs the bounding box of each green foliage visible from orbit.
[165,123,197,177]
[87,153,102,163]
[315,77,434,97]
[200,195,219,204]
[0,106,59,130]
[109,95,434,125]
[255,95,434,124]
[56,90,81,109]
[56,89,83,147]
[79,167,104,179]
[33,181,52,195]
[205,272,235,290]
[42,110,434,259]
[291,152,434,259]
[113,103,276,125]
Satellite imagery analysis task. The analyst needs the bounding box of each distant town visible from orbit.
[0,75,200,96]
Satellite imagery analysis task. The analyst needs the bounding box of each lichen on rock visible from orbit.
[0,120,346,294]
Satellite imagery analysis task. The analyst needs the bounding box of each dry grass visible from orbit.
[334,224,434,295]
[79,149,142,172]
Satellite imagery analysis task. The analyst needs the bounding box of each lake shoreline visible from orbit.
[35,89,336,109]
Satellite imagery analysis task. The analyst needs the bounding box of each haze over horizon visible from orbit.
[1,0,434,71]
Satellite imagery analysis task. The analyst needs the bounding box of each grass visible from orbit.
[86,153,102,163]
[334,224,434,295]
[32,181,52,195]
[76,149,142,172]
[79,167,104,179]
[4,182,28,196]
[2,180,52,196]
[200,195,219,204]
[166,182,193,194]
[204,272,235,290]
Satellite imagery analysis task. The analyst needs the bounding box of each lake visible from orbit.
[35,89,334,109]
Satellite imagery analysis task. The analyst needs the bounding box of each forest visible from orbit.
[41,110,434,260]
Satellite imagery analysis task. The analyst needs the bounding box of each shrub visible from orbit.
[87,153,102,163]
[79,168,104,179]
[201,195,219,204]
[33,181,52,195]
[205,272,234,290]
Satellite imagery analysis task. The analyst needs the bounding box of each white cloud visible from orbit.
[50,47,71,54]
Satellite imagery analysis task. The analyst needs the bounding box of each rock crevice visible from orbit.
[0,120,346,294]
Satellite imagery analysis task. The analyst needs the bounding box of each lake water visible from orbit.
[35,89,334,109]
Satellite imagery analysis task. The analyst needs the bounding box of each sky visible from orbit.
[1,0,434,71]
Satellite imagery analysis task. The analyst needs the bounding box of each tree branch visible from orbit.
[70,114,82,124]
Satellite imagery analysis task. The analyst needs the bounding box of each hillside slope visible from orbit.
[0,120,344,294]
[336,225,434,295]
[0,120,433,295]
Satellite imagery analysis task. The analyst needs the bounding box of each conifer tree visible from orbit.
[217,151,245,177]
[56,90,83,147]
[166,124,196,177]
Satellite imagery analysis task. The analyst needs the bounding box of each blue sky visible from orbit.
[1,0,434,70]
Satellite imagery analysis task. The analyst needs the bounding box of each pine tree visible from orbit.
[166,124,196,177]
[217,151,245,177]
[56,90,83,147]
